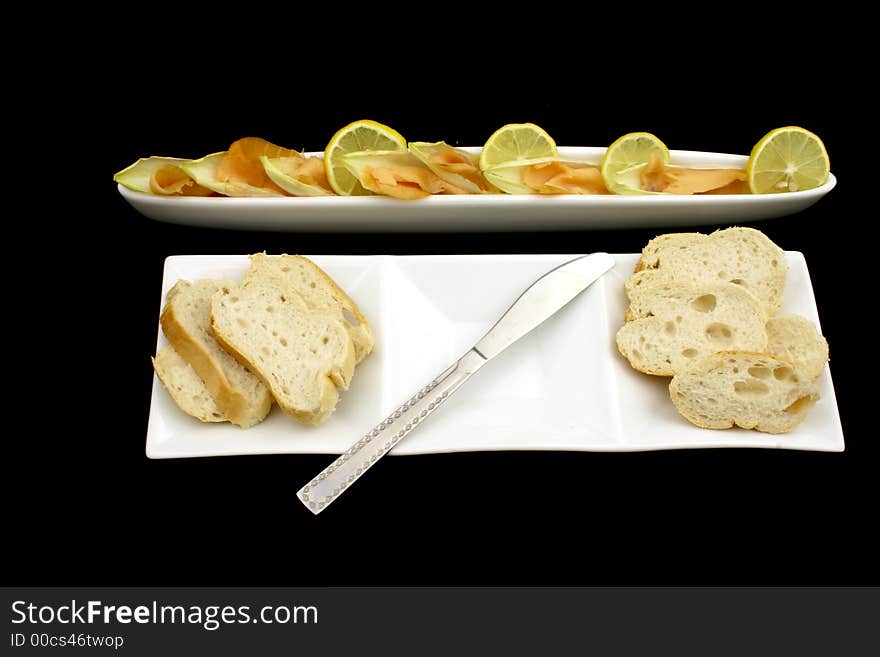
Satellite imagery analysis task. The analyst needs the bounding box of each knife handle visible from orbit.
[297,349,487,514]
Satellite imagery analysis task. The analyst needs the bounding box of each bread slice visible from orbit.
[633,232,703,271]
[617,280,767,376]
[631,227,787,316]
[210,279,355,425]
[766,315,829,381]
[669,352,820,433]
[160,279,272,428]
[152,345,227,423]
[244,253,374,363]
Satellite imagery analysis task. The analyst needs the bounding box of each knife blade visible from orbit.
[297,252,615,514]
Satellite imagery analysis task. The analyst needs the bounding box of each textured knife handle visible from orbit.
[297,349,487,514]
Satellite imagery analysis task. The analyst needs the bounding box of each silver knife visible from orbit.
[297,252,615,514]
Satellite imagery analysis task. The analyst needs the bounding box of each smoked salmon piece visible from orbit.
[180,153,286,197]
[261,155,334,196]
[343,151,468,199]
[700,179,748,195]
[640,152,746,194]
[149,164,214,196]
[408,142,496,193]
[484,158,607,194]
[216,137,302,194]
[522,161,608,194]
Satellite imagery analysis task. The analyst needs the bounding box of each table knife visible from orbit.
[297,252,615,514]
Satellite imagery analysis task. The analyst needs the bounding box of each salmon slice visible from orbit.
[216,137,301,194]
[640,152,669,192]
[409,142,496,193]
[522,161,608,194]
[180,152,286,197]
[640,152,747,194]
[364,166,467,199]
[343,151,469,200]
[261,156,334,196]
[429,150,494,191]
[149,164,215,196]
[699,179,748,195]
[659,167,747,194]
[366,167,434,199]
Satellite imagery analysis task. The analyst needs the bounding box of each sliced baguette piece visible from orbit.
[160,279,272,428]
[631,227,787,316]
[669,351,820,433]
[244,253,374,364]
[766,315,829,381]
[633,232,704,272]
[152,345,227,423]
[617,281,767,376]
[210,279,355,425]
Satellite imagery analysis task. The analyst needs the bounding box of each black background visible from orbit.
[9,23,874,586]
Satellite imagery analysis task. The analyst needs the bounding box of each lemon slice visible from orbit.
[600,132,670,195]
[324,120,407,195]
[747,126,830,194]
[479,123,558,170]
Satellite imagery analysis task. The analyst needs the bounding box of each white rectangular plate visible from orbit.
[120,147,836,232]
[146,253,843,458]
